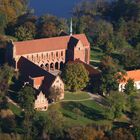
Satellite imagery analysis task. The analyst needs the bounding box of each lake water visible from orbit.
[29,0,82,18]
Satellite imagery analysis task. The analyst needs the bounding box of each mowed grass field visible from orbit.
[46,91,112,127]
[9,91,112,128]
[48,100,111,128]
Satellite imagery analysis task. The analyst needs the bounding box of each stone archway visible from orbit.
[45,63,49,71]
[60,61,64,69]
[55,62,59,70]
[50,63,54,71]
[40,64,45,69]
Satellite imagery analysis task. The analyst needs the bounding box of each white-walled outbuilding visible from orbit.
[119,70,140,92]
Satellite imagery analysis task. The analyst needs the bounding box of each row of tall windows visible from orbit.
[26,51,64,61]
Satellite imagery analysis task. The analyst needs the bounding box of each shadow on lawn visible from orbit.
[61,101,105,121]
[113,121,130,129]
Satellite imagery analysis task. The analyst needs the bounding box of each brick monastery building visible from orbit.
[6,33,91,111]
[7,34,90,71]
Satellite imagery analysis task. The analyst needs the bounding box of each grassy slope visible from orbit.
[90,48,103,67]
[8,103,21,116]
[8,93,129,129]
[90,48,104,61]
[36,91,112,127]
[47,99,111,128]
[36,90,111,127]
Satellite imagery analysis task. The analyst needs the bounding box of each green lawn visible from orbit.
[64,91,91,100]
[47,99,112,128]
[8,103,21,116]
[90,48,103,67]
[90,48,104,61]
[37,92,111,127]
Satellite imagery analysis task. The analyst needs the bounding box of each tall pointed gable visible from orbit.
[75,40,84,48]
[72,34,90,47]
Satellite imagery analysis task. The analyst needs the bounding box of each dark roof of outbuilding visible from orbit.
[68,59,100,76]
[18,57,56,90]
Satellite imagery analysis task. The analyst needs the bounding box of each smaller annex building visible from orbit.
[18,56,64,111]
[119,70,140,92]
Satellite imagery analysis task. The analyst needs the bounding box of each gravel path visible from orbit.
[6,96,20,108]
[51,93,105,106]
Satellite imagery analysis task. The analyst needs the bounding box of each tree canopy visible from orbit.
[62,63,89,91]
[0,0,28,27]
[99,56,124,95]
[17,85,35,110]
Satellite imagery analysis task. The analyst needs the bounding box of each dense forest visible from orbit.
[0,0,140,140]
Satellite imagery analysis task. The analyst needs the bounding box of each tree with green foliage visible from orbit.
[99,56,124,95]
[133,127,140,140]
[1,116,16,133]
[0,64,15,109]
[106,92,127,120]
[15,25,34,41]
[37,14,68,38]
[0,12,7,34]
[62,63,89,91]
[103,0,140,22]
[93,20,113,48]
[47,107,65,139]
[104,41,114,55]
[0,0,28,25]
[116,18,127,33]
[74,18,113,48]
[122,47,140,69]
[124,79,136,95]
[66,126,106,140]
[132,108,140,128]
[112,33,128,51]
[49,87,63,102]
[5,13,37,37]
[129,91,140,118]
[39,22,57,38]
[33,106,65,139]
[33,115,50,139]
[18,85,35,111]
[127,92,140,140]
[111,128,135,140]
[73,0,113,47]
[18,85,35,139]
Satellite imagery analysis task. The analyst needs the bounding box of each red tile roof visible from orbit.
[120,70,140,83]
[14,34,90,55]
[32,76,44,86]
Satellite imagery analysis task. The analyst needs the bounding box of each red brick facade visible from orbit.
[7,34,90,72]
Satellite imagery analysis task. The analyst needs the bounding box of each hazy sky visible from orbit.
[30,0,82,18]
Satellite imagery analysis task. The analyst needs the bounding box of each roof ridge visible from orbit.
[14,33,86,43]
[13,33,90,55]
